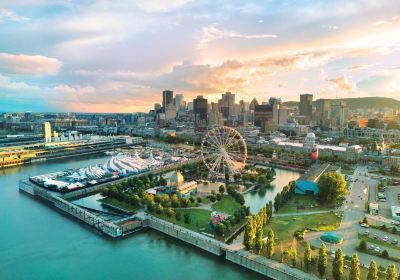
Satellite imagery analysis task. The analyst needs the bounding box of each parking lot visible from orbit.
[359,223,400,258]
[377,184,400,219]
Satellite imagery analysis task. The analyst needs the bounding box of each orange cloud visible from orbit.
[0,53,62,75]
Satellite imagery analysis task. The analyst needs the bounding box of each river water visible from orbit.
[0,154,299,280]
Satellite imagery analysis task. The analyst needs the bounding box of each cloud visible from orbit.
[346,64,374,71]
[0,53,62,75]
[198,24,277,49]
[135,0,193,12]
[0,8,30,22]
[357,69,400,96]
[371,16,400,27]
[329,75,355,94]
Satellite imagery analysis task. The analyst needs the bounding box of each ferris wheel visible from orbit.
[201,126,247,177]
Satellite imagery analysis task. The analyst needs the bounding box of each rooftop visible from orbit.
[297,163,331,182]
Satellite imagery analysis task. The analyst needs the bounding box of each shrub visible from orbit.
[381,250,389,258]
[184,213,191,224]
[175,211,182,221]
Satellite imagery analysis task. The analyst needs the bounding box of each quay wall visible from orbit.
[145,215,225,256]
[225,250,319,280]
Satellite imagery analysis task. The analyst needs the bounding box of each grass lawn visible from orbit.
[277,194,335,214]
[264,213,342,246]
[99,197,141,213]
[358,234,400,251]
[212,195,242,215]
[153,208,214,234]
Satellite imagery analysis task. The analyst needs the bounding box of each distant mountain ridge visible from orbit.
[284,97,400,109]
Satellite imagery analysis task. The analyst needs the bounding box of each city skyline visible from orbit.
[1,0,400,112]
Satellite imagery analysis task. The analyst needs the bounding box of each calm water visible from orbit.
[0,154,266,280]
[243,167,301,213]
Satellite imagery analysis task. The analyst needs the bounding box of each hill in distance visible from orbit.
[284,97,400,109]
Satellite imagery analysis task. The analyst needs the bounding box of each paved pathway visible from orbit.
[273,210,332,217]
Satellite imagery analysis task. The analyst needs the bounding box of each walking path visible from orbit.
[273,210,332,217]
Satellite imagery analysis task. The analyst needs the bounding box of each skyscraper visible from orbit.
[219,92,235,118]
[174,94,184,111]
[43,121,52,143]
[254,104,273,132]
[315,99,331,128]
[193,96,208,127]
[330,100,349,129]
[162,90,173,113]
[299,94,313,120]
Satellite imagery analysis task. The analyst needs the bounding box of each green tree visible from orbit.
[166,207,175,217]
[367,260,378,280]
[318,243,327,277]
[175,211,182,221]
[349,254,361,280]
[219,185,225,194]
[290,240,297,267]
[317,172,347,203]
[254,228,263,254]
[243,222,251,250]
[268,201,273,220]
[266,229,275,258]
[386,264,397,280]
[333,248,344,280]
[382,250,389,258]
[215,223,226,236]
[304,243,312,272]
[358,240,367,251]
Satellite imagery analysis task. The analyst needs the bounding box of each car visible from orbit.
[369,245,375,250]
[391,239,398,245]
[374,234,379,239]
[392,220,400,225]
[361,223,370,228]
[363,230,370,236]
[374,246,381,253]
[383,236,389,242]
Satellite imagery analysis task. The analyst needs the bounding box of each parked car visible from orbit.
[374,234,379,239]
[369,245,375,250]
[383,236,389,242]
[361,223,370,228]
[363,230,370,236]
[391,220,400,225]
[374,246,381,253]
[391,239,398,245]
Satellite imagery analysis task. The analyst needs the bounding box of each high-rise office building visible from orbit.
[43,121,52,143]
[193,96,208,127]
[299,94,313,120]
[254,104,273,132]
[315,99,331,128]
[174,94,184,111]
[219,92,235,118]
[330,100,349,129]
[162,90,173,113]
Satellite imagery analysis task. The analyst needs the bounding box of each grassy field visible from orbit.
[153,208,213,234]
[212,195,242,214]
[99,197,140,213]
[277,194,335,214]
[264,213,342,246]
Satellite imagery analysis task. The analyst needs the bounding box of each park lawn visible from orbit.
[264,213,342,246]
[153,208,214,234]
[99,197,141,213]
[358,234,400,252]
[212,195,242,215]
[277,194,335,214]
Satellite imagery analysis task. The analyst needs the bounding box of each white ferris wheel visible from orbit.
[201,126,247,177]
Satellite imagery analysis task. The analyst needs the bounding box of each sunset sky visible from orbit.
[1,0,400,112]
